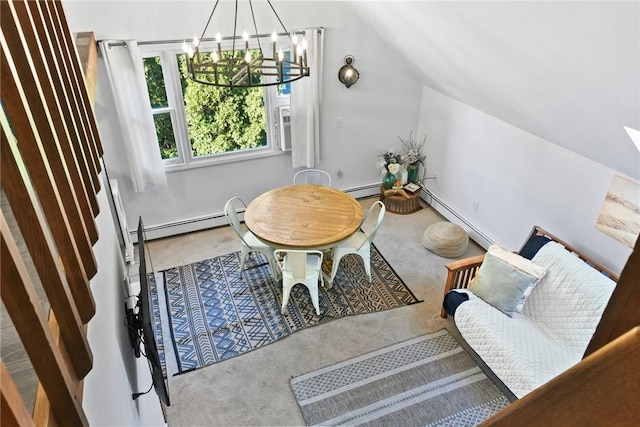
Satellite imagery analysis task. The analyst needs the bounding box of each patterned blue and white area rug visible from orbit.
[155,244,421,375]
[290,329,515,426]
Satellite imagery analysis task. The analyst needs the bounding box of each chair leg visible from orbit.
[240,247,249,272]
[257,249,277,279]
[307,281,320,315]
[281,283,293,314]
[330,253,343,281]
[359,247,372,283]
[268,256,281,280]
[363,256,372,283]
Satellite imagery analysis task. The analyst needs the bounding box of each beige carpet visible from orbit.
[146,197,486,426]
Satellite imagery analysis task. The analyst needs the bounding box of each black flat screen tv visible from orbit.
[128,216,170,406]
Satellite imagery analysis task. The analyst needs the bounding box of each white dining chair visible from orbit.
[224,197,279,278]
[274,249,324,315]
[329,201,386,283]
[293,169,332,187]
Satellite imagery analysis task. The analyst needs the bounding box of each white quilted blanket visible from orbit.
[524,242,616,355]
[454,242,616,398]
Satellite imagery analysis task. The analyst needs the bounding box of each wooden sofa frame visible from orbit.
[440,226,619,318]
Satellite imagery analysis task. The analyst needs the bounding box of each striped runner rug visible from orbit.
[290,329,514,426]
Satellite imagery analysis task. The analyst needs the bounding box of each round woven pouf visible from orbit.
[423,222,469,258]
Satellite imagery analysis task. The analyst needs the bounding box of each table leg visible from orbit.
[322,271,333,290]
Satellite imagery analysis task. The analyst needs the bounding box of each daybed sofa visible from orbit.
[441,226,618,398]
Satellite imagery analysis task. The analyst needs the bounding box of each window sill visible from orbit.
[164,147,288,173]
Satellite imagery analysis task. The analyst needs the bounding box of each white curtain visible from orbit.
[290,28,324,169]
[100,40,167,193]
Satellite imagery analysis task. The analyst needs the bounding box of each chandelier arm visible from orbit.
[248,0,263,53]
[190,73,305,88]
[266,0,293,42]
[199,0,221,43]
[232,0,239,55]
[192,31,305,44]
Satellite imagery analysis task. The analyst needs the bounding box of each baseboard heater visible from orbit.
[142,212,227,234]
[137,184,491,246]
[109,179,134,263]
[139,183,382,240]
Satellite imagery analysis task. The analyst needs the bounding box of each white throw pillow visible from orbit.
[468,245,547,316]
[488,245,547,313]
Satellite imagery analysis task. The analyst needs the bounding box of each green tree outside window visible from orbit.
[143,56,178,159]
[177,52,267,157]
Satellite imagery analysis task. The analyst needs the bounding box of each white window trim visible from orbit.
[140,42,289,172]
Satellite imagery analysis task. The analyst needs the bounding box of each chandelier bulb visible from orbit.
[291,34,298,45]
[212,51,219,63]
[245,51,252,63]
[271,31,277,42]
[193,36,199,48]
[216,33,222,43]
[301,38,308,50]
[181,41,194,58]
[243,31,249,50]
[278,48,284,61]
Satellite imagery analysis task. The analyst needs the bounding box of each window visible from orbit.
[141,43,290,169]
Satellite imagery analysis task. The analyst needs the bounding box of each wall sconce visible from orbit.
[338,55,359,88]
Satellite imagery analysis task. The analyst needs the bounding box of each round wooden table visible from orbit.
[245,185,364,249]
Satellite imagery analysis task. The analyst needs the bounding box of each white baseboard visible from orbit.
[419,188,494,249]
[133,183,382,242]
[132,184,493,248]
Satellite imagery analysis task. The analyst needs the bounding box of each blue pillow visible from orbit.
[519,235,551,260]
[443,290,469,317]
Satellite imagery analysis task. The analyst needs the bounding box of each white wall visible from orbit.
[64,0,637,271]
[360,1,640,181]
[66,1,424,238]
[83,173,165,426]
[418,85,633,274]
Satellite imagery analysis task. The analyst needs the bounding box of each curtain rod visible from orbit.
[99,28,322,49]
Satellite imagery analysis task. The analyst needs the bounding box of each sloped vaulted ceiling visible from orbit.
[358,1,640,179]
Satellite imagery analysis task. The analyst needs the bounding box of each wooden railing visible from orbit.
[1,1,101,426]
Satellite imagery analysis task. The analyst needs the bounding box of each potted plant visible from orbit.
[377,150,403,189]
[399,132,426,184]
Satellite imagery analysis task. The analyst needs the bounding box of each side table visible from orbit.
[379,186,422,215]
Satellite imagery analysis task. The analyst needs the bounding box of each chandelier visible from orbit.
[182,0,309,89]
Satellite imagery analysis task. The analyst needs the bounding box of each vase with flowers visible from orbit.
[399,131,426,184]
[377,150,403,189]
